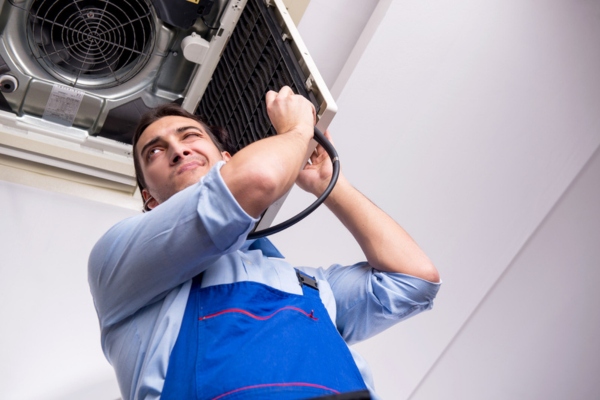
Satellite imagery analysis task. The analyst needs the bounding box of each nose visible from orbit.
[169,143,192,165]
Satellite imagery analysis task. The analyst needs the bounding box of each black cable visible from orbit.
[247,126,340,239]
[201,16,220,30]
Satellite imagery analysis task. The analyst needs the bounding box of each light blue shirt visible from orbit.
[88,162,440,400]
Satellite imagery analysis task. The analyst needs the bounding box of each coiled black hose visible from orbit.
[247,126,340,239]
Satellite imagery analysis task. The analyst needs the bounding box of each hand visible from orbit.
[296,129,337,196]
[265,86,316,138]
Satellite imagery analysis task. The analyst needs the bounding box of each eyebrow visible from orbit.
[139,125,205,160]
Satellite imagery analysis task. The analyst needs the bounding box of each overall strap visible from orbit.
[295,269,320,297]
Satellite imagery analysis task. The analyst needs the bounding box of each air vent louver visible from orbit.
[26,0,156,89]
[196,0,319,153]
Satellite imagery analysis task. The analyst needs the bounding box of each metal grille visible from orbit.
[196,0,319,153]
[27,0,155,89]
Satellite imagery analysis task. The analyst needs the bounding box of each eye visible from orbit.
[183,132,201,140]
[146,147,163,160]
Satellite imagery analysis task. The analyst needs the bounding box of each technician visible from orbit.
[88,86,441,400]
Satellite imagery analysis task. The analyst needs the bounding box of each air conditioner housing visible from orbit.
[0,0,335,226]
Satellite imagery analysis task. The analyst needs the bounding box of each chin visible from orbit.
[177,175,205,193]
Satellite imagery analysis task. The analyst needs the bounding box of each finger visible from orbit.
[309,145,322,160]
[316,149,329,164]
[310,147,329,166]
[313,146,323,160]
[265,90,277,105]
[279,85,294,96]
[310,149,319,164]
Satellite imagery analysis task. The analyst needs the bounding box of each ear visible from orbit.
[221,151,232,162]
[142,189,159,211]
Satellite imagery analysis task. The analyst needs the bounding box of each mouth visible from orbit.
[177,159,207,175]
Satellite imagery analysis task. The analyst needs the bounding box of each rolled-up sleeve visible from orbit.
[324,262,441,345]
[88,162,258,329]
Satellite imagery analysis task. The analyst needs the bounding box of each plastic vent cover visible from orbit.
[196,0,319,153]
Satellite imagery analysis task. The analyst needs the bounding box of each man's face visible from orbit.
[136,115,231,209]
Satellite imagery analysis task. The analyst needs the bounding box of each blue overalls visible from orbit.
[161,242,369,399]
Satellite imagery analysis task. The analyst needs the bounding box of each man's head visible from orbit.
[132,103,234,211]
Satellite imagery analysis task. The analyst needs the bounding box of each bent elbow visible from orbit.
[227,167,283,218]
[421,262,440,283]
[247,167,282,202]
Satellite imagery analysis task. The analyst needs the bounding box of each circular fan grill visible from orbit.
[27,0,155,88]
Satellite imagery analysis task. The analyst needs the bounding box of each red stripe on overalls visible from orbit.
[199,306,318,321]
[212,382,340,400]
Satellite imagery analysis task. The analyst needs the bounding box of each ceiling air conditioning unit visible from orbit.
[0,0,335,228]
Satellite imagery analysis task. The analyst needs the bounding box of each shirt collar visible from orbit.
[244,237,285,258]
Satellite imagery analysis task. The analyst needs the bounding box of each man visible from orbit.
[88,86,440,400]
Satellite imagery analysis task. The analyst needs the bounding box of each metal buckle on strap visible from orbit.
[295,269,319,291]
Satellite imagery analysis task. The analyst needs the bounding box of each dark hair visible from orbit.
[132,103,235,195]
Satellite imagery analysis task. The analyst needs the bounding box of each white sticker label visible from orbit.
[42,84,84,127]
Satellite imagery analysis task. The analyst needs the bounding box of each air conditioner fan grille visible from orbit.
[27,0,155,88]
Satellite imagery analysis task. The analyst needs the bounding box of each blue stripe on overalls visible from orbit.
[161,269,369,399]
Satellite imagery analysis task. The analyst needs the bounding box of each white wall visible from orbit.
[0,182,136,400]
[277,0,600,398]
[410,146,600,399]
[1,0,599,399]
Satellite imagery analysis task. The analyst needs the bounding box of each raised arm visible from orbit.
[221,86,315,218]
[90,87,316,326]
[296,130,439,282]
